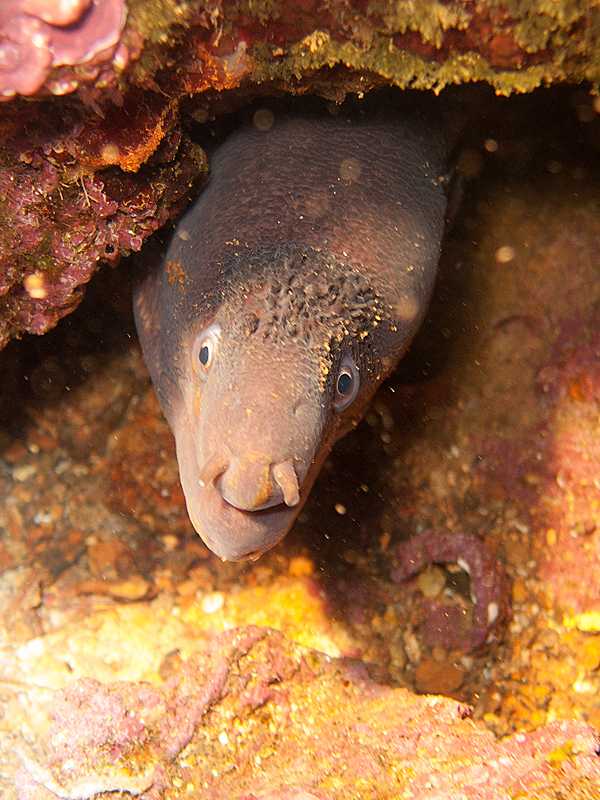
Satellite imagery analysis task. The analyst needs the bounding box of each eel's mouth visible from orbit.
[188,478,298,561]
[176,429,332,560]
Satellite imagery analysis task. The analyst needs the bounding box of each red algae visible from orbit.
[0,105,205,346]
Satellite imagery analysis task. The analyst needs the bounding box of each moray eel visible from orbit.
[134,110,449,561]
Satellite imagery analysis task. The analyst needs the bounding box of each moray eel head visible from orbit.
[173,255,367,561]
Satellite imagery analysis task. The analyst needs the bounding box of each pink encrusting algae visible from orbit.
[0,0,127,99]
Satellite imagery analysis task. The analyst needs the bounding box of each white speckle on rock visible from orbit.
[12,464,37,482]
[17,637,45,659]
[201,592,224,614]
[487,602,499,625]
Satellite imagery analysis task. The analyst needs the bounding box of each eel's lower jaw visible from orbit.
[187,480,299,562]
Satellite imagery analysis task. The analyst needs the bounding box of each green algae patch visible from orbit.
[247,25,596,98]
[238,0,600,95]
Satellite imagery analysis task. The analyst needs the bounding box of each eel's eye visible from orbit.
[334,355,360,411]
[199,343,211,367]
[193,323,221,377]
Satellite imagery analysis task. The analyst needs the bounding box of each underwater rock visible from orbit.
[3,0,600,103]
[534,307,600,614]
[0,101,205,347]
[15,626,600,800]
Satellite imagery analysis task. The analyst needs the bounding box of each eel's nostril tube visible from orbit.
[272,459,300,507]
[198,452,228,488]
[202,451,300,512]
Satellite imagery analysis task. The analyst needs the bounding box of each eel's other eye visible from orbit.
[199,343,211,366]
[193,323,221,377]
[334,355,360,411]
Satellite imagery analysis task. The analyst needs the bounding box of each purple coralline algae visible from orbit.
[391,529,511,651]
[0,91,206,346]
[0,0,128,100]
[534,308,600,611]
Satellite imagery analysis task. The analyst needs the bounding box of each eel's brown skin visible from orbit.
[134,111,449,561]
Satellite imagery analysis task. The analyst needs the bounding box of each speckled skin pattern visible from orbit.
[134,112,448,560]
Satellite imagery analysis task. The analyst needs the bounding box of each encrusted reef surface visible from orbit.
[13,627,600,800]
[2,0,600,343]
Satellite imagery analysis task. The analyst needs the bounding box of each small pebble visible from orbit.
[107,575,150,600]
[487,602,499,625]
[418,566,446,599]
[23,273,48,299]
[161,534,179,552]
[201,592,225,615]
[414,659,465,695]
[12,464,37,482]
[288,556,314,577]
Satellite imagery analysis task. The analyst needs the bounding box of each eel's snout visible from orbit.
[173,335,328,560]
[199,450,300,511]
[187,449,307,561]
